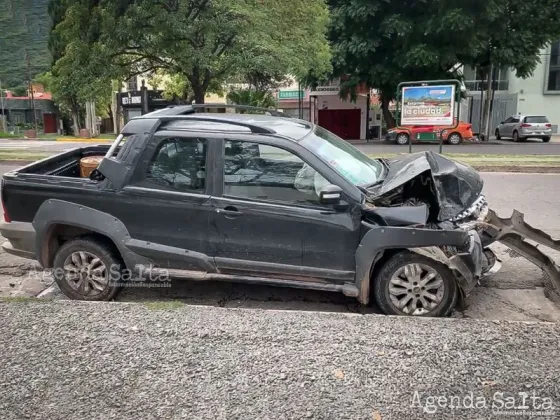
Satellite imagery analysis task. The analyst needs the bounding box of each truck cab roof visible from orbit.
[122,104,314,141]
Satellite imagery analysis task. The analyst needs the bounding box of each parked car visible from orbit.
[385,121,473,145]
[495,115,552,142]
[1,105,558,317]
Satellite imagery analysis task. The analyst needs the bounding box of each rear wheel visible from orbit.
[513,130,520,142]
[543,136,551,143]
[52,237,124,301]
[373,252,458,317]
[396,133,409,145]
[447,132,462,145]
[495,129,501,140]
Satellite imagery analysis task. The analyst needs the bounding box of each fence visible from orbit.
[466,92,518,134]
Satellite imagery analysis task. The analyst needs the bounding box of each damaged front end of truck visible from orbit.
[362,151,560,306]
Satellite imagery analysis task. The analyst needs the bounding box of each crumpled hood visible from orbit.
[370,151,484,221]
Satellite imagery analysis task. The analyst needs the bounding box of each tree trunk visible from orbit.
[380,93,396,128]
[192,84,205,104]
[71,107,79,137]
[481,64,493,141]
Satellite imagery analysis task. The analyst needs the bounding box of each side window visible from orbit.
[504,117,513,123]
[146,137,207,192]
[512,117,520,123]
[223,140,329,206]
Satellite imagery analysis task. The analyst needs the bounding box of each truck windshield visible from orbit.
[300,126,384,187]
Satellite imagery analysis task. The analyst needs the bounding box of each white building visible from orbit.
[509,41,560,129]
[463,40,560,134]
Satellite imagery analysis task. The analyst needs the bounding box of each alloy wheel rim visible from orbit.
[449,134,460,144]
[388,263,445,315]
[397,134,408,144]
[63,251,108,296]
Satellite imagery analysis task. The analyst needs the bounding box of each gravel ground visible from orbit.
[0,300,559,420]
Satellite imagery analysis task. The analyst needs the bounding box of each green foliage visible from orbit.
[11,86,28,97]
[52,0,331,103]
[327,0,560,127]
[226,89,277,109]
[0,0,52,88]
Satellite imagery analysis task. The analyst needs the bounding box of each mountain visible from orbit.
[0,0,52,89]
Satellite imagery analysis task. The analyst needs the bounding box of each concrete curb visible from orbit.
[36,284,59,300]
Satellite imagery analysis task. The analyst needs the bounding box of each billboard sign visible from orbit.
[401,85,455,126]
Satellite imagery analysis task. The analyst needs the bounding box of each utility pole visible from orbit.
[26,48,38,134]
[0,79,6,131]
[483,62,493,141]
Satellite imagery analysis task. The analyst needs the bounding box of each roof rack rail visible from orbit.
[191,104,291,118]
[141,104,290,118]
[159,116,276,134]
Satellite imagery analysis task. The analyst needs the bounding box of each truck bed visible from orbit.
[1,145,114,223]
[14,145,111,177]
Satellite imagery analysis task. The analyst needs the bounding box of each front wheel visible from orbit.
[495,129,501,140]
[396,133,409,145]
[373,252,458,317]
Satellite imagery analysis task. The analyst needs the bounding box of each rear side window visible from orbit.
[146,137,207,192]
[524,116,549,123]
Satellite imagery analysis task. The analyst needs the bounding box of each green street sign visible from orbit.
[278,90,304,100]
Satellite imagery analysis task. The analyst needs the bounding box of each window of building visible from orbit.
[223,140,329,206]
[127,77,138,92]
[547,41,560,92]
[462,65,509,91]
[146,137,207,192]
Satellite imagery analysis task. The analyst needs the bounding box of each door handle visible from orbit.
[216,206,243,217]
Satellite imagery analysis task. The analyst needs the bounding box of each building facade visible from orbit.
[1,84,58,133]
[463,41,560,134]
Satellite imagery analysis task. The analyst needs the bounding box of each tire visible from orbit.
[373,251,458,317]
[495,129,501,140]
[52,237,124,301]
[543,136,551,143]
[396,133,409,145]
[447,132,462,145]
[513,130,520,142]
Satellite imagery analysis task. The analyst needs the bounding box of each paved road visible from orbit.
[356,139,560,155]
[0,301,559,419]
[3,137,560,155]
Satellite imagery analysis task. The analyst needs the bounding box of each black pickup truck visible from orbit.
[2,105,559,316]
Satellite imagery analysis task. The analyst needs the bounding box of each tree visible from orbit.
[226,89,277,109]
[461,0,560,138]
[327,0,560,130]
[46,0,121,135]
[53,0,332,104]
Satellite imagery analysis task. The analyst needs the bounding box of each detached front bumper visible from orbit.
[483,209,560,305]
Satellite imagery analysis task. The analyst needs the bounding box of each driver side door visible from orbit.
[207,139,361,280]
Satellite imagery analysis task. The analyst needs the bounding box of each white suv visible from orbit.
[495,115,552,142]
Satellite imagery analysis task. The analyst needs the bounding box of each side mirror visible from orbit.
[500,121,504,124]
[319,184,343,205]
